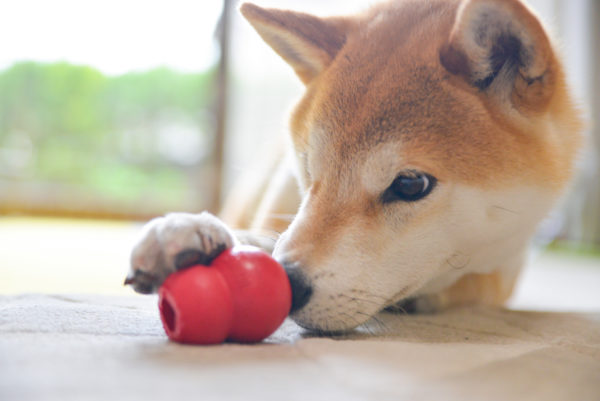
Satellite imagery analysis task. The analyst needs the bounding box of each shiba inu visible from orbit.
[126,0,582,332]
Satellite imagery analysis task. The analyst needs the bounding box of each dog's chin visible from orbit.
[289,303,379,334]
[290,314,362,334]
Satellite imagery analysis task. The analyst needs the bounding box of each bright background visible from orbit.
[0,0,598,297]
[0,0,222,74]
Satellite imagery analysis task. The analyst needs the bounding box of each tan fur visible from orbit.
[222,0,583,330]
[412,270,519,312]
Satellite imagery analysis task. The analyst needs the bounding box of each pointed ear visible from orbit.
[240,3,350,85]
[440,0,556,113]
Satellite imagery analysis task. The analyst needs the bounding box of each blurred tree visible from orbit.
[0,62,216,218]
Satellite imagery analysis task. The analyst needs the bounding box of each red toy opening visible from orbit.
[160,297,176,334]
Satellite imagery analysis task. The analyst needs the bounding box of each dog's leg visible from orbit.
[126,212,238,294]
[249,158,302,235]
[393,264,523,314]
[219,144,286,231]
[126,158,301,294]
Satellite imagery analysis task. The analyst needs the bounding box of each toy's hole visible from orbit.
[161,297,177,333]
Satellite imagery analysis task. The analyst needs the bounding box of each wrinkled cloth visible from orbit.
[1,293,599,401]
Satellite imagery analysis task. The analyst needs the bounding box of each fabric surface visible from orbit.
[1,293,599,401]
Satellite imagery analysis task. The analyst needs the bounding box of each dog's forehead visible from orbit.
[302,4,473,173]
[307,64,477,185]
[290,0,551,189]
[316,67,458,147]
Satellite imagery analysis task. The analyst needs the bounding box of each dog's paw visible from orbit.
[125,212,237,294]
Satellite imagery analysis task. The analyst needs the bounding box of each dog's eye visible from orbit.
[381,172,436,203]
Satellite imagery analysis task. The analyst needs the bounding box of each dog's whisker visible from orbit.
[340,311,372,336]
[354,311,377,334]
[338,294,383,308]
[338,311,362,327]
[355,311,389,335]
[361,292,391,302]
[372,315,390,333]
[491,205,521,215]
[393,305,409,315]
[346,291,390,302]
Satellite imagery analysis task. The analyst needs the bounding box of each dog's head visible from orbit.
[242,0,581,331]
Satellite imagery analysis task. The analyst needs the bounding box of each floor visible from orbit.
[1,218,599,400]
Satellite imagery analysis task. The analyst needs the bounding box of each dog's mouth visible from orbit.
[288,283,417,333]
[288,293,384,333]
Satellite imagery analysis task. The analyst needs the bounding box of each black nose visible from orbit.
[282,261,312,313]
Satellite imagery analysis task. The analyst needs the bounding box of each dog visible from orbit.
[126,0,582,333]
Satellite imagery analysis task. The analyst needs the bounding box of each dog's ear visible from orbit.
[440,0,556,113]
[240,3,350,85]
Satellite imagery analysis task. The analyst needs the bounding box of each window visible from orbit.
[0,0,223,219]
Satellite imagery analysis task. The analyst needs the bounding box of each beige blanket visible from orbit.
[1,293,598,401]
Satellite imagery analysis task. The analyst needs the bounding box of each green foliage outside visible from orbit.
[0,61,215,215]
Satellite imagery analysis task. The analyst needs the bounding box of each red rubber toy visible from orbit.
[158,245,292,344]
[158,266,233,344]
[212,245,293,342]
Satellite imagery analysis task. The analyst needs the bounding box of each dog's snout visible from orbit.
[282,261,312,313]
